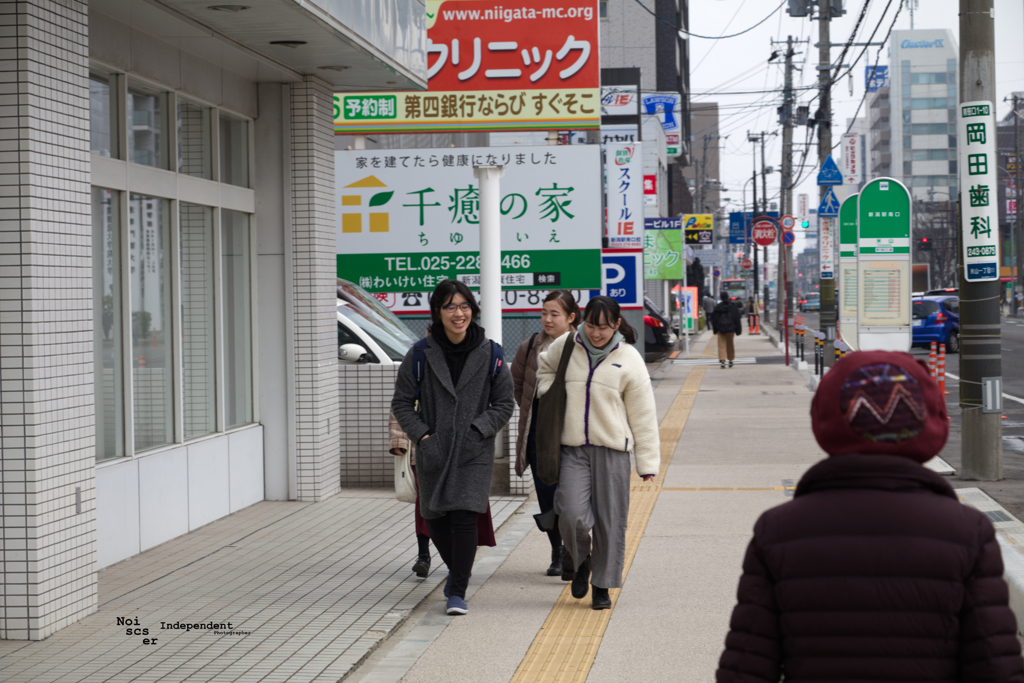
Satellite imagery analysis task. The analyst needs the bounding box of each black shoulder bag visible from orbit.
[535,336,575,486]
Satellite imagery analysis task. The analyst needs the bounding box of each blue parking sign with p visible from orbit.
[597,252,643,308]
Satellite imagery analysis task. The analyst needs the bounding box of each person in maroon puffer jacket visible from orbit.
[717,350,1024,683]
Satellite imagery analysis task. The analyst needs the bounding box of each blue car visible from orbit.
[912,295,959,353]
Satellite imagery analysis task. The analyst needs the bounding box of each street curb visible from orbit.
[761,321,824,391]
[956,487,1024,636]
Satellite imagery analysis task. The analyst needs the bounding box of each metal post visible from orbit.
[958,0,1001,480]
[817,2,836,363]
[1016,94,1023,316]
[473,165,505,345]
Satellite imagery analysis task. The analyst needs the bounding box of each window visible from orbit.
[912,149,949,161]
[178,99,212,179]
[93,188,124,461]
[128,83,168,169]
[599,0,607,18]
[910,123,954,135]
[902,60,911,71]
[904,161,913,176]
[130,195,174,452]
[180,203,216,439]
[949,160,957,174]
[910,72,947,85]
[90,65,256,457]
[222,210,253,428]
[947,59,957,72]
[903,136,912,149]
[902,84,911,97]
[90,71,118,158]
[947,83,957,98]
[949,135,957,148]
[220,113,249,188]
[911,97,951,110]
[912,175,952,187]
[913,300,939,319]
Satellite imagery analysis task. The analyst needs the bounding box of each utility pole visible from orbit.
[959,0,1001,480]
[750,132,760,311]
[817,1,836,362]
[760,133,770,320]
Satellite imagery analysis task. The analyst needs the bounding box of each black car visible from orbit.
[643,296,675,362]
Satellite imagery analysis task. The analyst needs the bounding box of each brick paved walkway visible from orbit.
[0,490,525,683]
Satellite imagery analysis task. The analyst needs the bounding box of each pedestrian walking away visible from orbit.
[537,296,660,611]
[511,290,581,577]
[702,293,717,326]
[716,350,1024,683]
[710,291,742,368]
[392,279,515,616]
[388,409,497,581]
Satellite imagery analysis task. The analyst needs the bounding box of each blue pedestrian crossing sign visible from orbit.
[817,155,843,186]
[818,187,840,217]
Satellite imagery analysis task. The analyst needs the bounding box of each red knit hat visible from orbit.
[810,350,948,462]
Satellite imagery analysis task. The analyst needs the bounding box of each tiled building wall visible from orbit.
[338,365,399,486]
[0,0,97,640]
[290,76,340,502]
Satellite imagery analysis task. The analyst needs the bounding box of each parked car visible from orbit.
[802,293,820,311]
[643,296,675,362]
[912,295,959,353]
[337,278,418,365]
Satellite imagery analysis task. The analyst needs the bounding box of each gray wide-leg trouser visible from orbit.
[553,445,631,589]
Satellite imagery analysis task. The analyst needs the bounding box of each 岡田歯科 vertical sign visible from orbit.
[959,101,1000,282]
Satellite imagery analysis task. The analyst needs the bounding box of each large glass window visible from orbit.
[222,210,253,428]
[90,71,118,158]
[178,100,212,179]
[912,149,949,161]
[180,203,216,439]
[130,195,174,451]
[220,113,249,188]
[128,84,168,169]
[93,188,124,461]
[910,72,947,85]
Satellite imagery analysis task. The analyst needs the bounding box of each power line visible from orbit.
[690,0,750,75]
[630,0,786,40]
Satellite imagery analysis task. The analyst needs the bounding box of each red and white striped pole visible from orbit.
[938,343,947,395]
[929,341,937,380]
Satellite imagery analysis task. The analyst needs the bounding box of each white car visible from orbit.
[336,279,418,365]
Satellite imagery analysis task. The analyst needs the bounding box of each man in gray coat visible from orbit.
[392,280,515,615]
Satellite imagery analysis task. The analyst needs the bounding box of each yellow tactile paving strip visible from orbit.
[663,487,796,492]
[508,366,707,683]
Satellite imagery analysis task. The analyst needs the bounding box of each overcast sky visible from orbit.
[686,0,1024,256]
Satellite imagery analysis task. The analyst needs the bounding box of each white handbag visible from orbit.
[394,450,417,504]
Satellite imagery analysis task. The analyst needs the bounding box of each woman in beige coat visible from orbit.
[510,290,581,576]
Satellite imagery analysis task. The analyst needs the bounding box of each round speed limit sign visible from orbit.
[780,214,796,230]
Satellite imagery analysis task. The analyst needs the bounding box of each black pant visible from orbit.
[425,510,479,599]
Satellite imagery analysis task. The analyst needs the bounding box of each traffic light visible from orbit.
[917,237,932,251]
[800,220,810,230]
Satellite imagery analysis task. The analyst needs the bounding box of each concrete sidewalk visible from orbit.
[0,490,526,683]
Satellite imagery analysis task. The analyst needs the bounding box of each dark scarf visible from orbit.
[433,322,485,387]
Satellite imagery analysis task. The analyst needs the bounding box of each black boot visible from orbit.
[591,586,611,610]
[412,553,430,578]
[547,546,566,576]
[571,555,591,599]
[561,548,575,581]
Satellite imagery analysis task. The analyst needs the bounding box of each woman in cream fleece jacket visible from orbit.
[536,296,660,610]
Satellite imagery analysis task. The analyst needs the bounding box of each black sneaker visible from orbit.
[720,361,726,369]
[591,586,611,610]
[561,549,575,581]
[571,555,591,599]
[412,554,430,578]
[728,361,734,368]
[547,546,566,577]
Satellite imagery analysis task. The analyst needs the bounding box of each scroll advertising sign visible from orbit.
[336,145,602,294]
[333,1,601,134]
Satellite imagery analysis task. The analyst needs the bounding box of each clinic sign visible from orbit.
[959,101,1000,282]
[336,145,601,292]
[333,0,600,133]
[644,217,683,280]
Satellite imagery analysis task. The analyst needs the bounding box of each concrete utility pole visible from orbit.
[760,132,770,320]
[473,165,505,345]
[749,132,761,312]
[817,2,836,362]
[958,0,1001,480]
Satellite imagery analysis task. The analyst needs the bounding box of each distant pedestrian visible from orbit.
[537,296,660,610]
[388,409,497,581]
[392,280,515,616]
[710,291,742,369]
[716,351,1024,683]
[691,257,705,302]
[511,290,580,576]
[702,293,717,325]
[746,296,756,332]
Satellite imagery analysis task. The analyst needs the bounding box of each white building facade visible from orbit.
[1,0,425,641]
